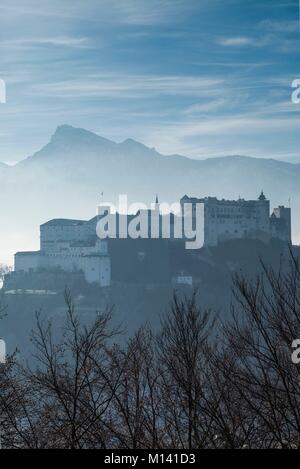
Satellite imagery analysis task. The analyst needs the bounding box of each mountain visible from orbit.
[0,124,299,264]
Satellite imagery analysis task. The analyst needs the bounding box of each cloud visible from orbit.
[183,99,227,114]
[32,74,224,99]
[181,116,300,136]
[218,37,255,47]
[0,0,197,25]
[218,26,299,52]
[0,36,91,50]
[138,112,300,159]
[0,2,75,19]
[259,19,299,33]
[0,0,299,165]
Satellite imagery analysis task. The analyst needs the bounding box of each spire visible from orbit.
[259,190,266,201]
[155,194,159,205]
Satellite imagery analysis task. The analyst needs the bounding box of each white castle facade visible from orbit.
[15,217,111,287]
[14,192,292,283]
[181,191,291,247]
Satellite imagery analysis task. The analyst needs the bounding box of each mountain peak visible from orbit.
[119,137,159,157]
[55,124,75,134]
[50,125,115,148]
[52,124,84,139]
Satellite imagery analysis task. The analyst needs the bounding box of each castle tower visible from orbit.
[256,190,270,235]
[270,206,292,244]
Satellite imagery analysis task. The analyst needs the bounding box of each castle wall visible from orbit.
[40,218,97,252]
[80,255,111,286]
[270,206,292,243]
[15,196,292,285]
[195,198,271,247]
[15,230,110,287]
[181,193,290,247]
[15,252,45,272]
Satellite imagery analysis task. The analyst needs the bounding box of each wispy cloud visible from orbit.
[218,31,299,52]
[0,0,299,164]
[138,112,300,159]
[1,36,91,50]
[32,75,224,99]
[0,0,198,25]
[183,99,227,114]
[218,37,255,47]
[259,19,299,33]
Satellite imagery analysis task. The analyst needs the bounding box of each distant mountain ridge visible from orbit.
[0,124,299,265]
[10,124,299,168]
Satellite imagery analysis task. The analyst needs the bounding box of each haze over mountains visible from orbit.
[0,124,299,265]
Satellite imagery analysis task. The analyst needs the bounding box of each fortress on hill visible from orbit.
[181,191,291,247]
[14,192,291,286]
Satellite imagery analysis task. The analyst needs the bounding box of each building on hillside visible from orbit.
[15,217,110,287]
[180,191,291,247]
[14,192,292,282]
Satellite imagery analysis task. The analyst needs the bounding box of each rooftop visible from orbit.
[41,219,86,227]
[181,192,270,205]
[15,251,43,256]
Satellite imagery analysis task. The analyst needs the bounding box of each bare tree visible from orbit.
[1,291,121,448]
[157,291,216,449]
[2,254,300,449]
[97,327,162,449]
[222,253,300,448]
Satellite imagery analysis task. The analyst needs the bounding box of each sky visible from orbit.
[0,0,299,163]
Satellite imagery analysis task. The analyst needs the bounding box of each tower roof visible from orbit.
[258,190,266,201]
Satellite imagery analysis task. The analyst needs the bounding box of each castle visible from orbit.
[181,191,291,247]
[14,192,291,285]
[15,217,111,287]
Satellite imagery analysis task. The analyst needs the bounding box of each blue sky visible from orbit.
[0,0,299,163]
